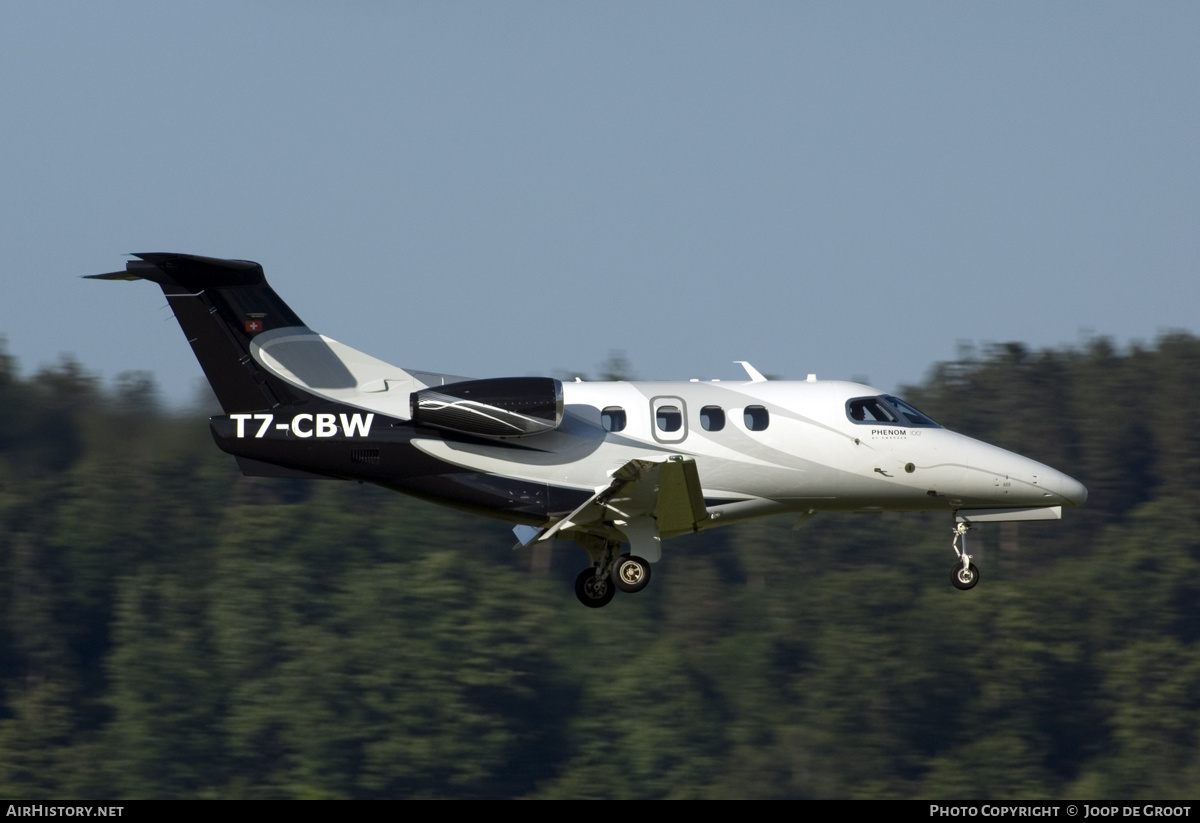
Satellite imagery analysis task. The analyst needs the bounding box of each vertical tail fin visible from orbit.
[88,253,321,413]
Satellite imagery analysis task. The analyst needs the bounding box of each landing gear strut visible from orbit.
[950,522,980,590]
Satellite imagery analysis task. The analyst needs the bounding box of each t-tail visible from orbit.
[88,253,321,413]
[89,253,424,480]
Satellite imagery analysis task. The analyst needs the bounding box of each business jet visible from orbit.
[91,253,1087,607]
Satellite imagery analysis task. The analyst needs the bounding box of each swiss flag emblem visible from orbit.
[245,319,263,333]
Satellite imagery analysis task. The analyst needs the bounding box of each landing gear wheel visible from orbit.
[948,521,979,591]
[611,555,652,594]
[575,567,616,608]
[951,561,980,591]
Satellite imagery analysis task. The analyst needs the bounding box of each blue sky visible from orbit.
[2,2,1197,404]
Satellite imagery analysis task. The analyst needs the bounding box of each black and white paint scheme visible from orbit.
[91,254,1087,607]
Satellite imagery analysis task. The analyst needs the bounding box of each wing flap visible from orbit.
[538,456,709,542]
[654,457,709,534]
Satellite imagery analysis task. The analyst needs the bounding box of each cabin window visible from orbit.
[700,405,725,431]
[656,405,683,433]
[650,396,688,443]
[744,406,769,431]
[601,407,627,432]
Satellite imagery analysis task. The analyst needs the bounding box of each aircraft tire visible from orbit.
[575,567,616,608]
[951,561,980,591]
[611,555,652,594]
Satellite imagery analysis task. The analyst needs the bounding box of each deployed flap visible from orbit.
[654,457,708,533]
[539,456,709,542]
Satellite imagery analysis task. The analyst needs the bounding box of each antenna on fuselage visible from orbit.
[735,361,767,383]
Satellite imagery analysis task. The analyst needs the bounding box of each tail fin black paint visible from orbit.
[89,253,321,413]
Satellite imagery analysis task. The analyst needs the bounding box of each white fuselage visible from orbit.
[407,377,1086,529]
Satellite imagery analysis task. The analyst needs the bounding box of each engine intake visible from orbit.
[411,377,564,438]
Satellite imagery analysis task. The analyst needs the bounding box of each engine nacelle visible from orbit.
[411,377,564,438]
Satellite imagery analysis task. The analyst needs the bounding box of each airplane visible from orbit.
[90,253,1088,607]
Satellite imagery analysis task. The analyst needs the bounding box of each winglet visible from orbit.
[512,524,543,548]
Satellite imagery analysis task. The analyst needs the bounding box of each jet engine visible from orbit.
[410,377,564,438]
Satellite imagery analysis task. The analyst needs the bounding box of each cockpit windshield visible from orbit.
[846,395,940,428]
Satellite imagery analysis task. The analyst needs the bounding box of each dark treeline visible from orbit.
[1,336,1199,798]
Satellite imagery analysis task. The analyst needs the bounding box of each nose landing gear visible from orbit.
[950,522,980,590]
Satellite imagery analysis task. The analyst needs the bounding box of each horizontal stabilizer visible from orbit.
[87,253,265,289]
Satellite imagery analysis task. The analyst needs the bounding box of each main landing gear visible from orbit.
[950,522,980,591]
[573,539,653,608]
[575,566,616,608]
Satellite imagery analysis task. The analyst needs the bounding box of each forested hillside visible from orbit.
[1,336,1199,799]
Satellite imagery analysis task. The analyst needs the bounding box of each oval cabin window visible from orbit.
[656,405,682,433]
[700,405,725,431]
[601,407,627,432]
[744,406,769,431]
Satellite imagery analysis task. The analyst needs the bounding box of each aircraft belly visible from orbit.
[212,421,458,484]
[215,426,589,521]
[381,472,591,524]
